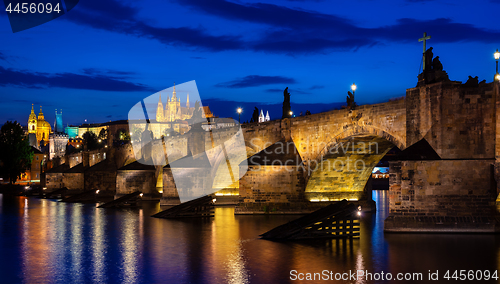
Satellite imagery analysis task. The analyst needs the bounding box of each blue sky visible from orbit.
[0,0,499,125]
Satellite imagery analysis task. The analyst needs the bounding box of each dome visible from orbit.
[37,119,52,130]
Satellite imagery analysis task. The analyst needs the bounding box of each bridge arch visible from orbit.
[303,124,405,166]
[303,125,401,202]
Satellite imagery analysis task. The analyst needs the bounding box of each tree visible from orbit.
[131,128,142,143]
[82,131,99,150]
[98,128,108,140]
[116,128,130,141]
[0,121,33,184]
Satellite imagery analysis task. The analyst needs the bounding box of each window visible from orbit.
[36,156,39,160]
[36,174,39,179]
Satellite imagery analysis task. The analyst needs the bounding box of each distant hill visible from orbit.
[202,99,345,122]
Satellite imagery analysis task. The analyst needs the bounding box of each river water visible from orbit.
[0,191,499,283]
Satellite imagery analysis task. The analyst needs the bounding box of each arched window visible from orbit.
[32,125,35,130]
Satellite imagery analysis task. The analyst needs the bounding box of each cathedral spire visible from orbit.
[186,93,190,108]
[38,106,45,120]
[172,82,177,100]
[156,92,164,122]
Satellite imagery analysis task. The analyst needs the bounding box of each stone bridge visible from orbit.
[47,77,500,232]
[160,78,499,231]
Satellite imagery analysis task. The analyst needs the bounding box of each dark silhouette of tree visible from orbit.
[82,131,99,150]
[98,128,108,140]
[131,128,142,142]
[0,121,33,184]
[116,128,130,141]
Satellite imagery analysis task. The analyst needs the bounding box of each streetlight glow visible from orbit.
[495,49,500,75]
[351,83,357,92]
[496,73,500,81]
[289,111,293,116]
[237,107,242,123]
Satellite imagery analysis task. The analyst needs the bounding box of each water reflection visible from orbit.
[0,192,499,283]
[211,208,249,284]
[91,207,106,283]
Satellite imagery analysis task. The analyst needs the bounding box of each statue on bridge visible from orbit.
[432,56,443,71]
[282,87,291,119]
[424,47,433,72]
[251,107,259,123]
[346,91,356,109]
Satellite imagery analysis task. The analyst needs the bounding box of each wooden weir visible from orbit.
[260,200,360,240]
[42,187,68,199]
[152,195,215,218]
[97,191,142,208]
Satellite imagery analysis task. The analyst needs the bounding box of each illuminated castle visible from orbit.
[28,104,52,145]
[156,84,194,122]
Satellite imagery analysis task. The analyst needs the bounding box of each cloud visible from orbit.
[177,0,500,51]
[0,66,151,92]
[63,0,500,54]
[82,68,136,77]
[0,51,7,61]
[265,88,310,94]
[216,75,296,88]
[309,85,324,90]
[65,0,243,52]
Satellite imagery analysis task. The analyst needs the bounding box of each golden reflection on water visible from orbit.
[211,207,249,284]
[91,206,106,283]
[21,197,53,283]
[70,204,83,282]
[120,210,141,283]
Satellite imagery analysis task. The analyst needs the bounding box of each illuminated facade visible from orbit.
[156,84,194,122]
[28,105,52,146]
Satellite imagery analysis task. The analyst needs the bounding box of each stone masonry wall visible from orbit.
[85,171,116,192]
[388,160,496,217]
[45,173,64,190]
[62,173,84,190]
[239,165,305,203]
[406,81,495,160]
[116,170,156,197]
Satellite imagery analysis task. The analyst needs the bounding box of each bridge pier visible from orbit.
[385,77,500,233]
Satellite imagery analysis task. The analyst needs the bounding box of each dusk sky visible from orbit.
[1,0,499,125]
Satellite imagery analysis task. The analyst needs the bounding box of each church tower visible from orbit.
[36,106,52,143]
[156,93,164,122]
[28,104,37,134]
[54,109,64,133]
[265,111,270,122]
[258,110,265,123]
[186,93,190,108]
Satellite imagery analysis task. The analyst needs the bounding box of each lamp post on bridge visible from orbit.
[495,49,500,81]
[351,83,357,97]
[237,108,242,123]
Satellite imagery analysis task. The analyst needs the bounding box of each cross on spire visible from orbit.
[418,32,431,71]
